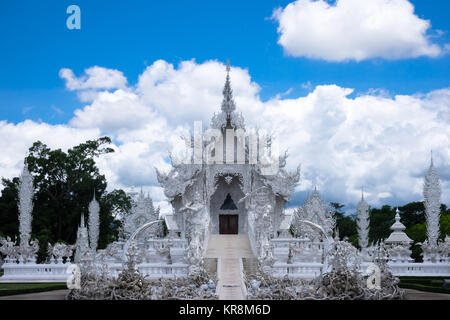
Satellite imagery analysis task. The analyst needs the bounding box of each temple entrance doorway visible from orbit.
[219,214,238,234]
[210,174,247,234]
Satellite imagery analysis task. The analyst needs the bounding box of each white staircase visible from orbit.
[205,235,255,300]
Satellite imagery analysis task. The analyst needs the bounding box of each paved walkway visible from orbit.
[205,235,255,300]
[404,288,450,300]
[0,289,69,300]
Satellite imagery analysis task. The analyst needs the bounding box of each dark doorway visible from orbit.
[219,215,238,234]
[220,193,238,210]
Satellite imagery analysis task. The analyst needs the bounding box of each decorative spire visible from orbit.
[385,207,412,245]
[88,192,100,252]
[75,212,90,263]
[221,59,236,120]
[357,190,370,249]
[211,60,245,129]
[80,213,85,228]
[430,150,434,167]
[18,162,34,245]
[424,152,441,245]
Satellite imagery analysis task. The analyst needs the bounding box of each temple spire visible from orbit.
[430,150,434,167]
[210,60,245,129]
[357,189,370,249]
[221,59,236,120]
[424,151,441,245]
[80,213,85,228]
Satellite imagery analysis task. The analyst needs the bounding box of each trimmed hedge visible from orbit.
[0,283,67,297]
[398,276,450,295]
[399,283,450,295]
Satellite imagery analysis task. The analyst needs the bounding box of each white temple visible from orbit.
[0,64,449,287]
[156,61,300,271]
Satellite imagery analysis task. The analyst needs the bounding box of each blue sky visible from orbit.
[1,0,449,124]
[0,0,449,213]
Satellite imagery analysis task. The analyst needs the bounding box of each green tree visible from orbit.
[98,189,132,248]
[369,205,395,245]
[330,202,358,247]
[0,178,20,240]
[0,137,131,262]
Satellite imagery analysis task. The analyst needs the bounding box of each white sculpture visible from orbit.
[356,191,370,250]
[423,153,441,245]
[74,213,91,263]
[180,191,209,271]
[18,163,34,245]
[48,242,74,264]
[385,208,413,246]
[0,236,19,262]
[122,189,161,239]
[210,60,245,130]
[18,239,39,263]
[291,188,335,241]
[88,193,100,252]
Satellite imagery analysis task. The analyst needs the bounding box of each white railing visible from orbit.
[0,261,189,283]
[272,262,323,279]
[271,261,450,279]
[0,262,70,282]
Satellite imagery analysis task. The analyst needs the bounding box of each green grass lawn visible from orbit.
[0,282,67,296]
[399,276,450,295]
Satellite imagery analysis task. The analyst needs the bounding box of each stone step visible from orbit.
[205,234,256,300]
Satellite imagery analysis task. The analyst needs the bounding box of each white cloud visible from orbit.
[136,59,263,127]
[273,0,443,61]
[0,120,99,181]
[59,66,127,91]
[1,59,449,214]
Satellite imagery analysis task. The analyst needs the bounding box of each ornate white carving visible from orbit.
[18,163,34,245]
[224,175,233,184]
[180,192,210,273]
[0,236,19,262]
[291,188,336,240]
[356,191,370,249]
[210,60,245,130]
[88,194,100,252]
[423,154,441,245]
[74,213,91,263]
[122,189,161,238]
[18,239,39,263]
[48,242,74,263]
[385,208,413,246]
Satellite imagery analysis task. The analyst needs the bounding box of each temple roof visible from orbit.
[211,60,245,130]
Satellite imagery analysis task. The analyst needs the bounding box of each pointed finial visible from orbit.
[395,207,400,221]
[221,59,236,117]
[430,150,434,167]
[361,186,364,200]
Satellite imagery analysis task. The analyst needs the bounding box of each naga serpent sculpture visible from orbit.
[122,219,164,262]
